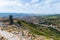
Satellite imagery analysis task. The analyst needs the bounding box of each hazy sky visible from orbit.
[0,0,60,14]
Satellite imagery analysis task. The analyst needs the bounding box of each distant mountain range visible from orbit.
[0,13,42,17]
[0,13,60,17]
[0,13,30,17]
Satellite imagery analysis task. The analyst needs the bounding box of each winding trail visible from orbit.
[0,30,20,40]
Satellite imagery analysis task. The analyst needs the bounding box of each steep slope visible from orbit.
[17,20,60,40]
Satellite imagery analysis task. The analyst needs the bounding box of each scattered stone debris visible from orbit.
[0,35,8,40]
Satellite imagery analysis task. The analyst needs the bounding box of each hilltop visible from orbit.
[0,14,60,40]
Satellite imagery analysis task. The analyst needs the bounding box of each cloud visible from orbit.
[0,0,60,14]
[31,0,39,3]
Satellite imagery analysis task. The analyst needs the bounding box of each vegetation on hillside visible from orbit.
[16,20,60,40]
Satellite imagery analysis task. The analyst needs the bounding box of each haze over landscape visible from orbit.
[0,0,60,40]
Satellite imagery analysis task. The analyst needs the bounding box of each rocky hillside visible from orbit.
[16,20,60,40]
